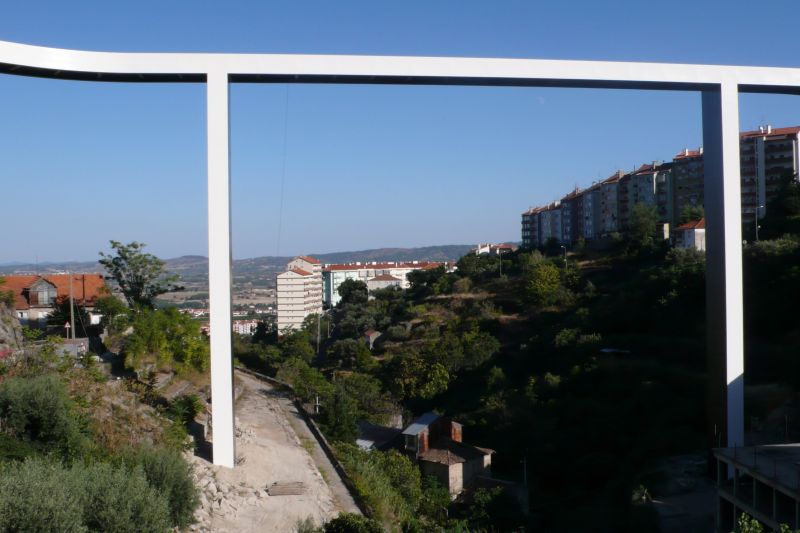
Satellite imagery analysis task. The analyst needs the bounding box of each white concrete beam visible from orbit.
[703,84,745,449]
[206,71,236,468]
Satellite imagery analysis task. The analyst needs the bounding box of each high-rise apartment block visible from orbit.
[672,148,705,226]
[739,125,800,232]
[276,255,323,333]
[521,124,800,247]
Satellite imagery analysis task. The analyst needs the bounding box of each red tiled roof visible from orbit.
[676,218,705,231]
[1,274,106,311]
[296,255,320,265]
[288,268,313,276]
[740,126,800,139]
[369,274,401,282]
[561,187,583,201]
[674,149,703,160]
[419,438,495,466]
[324,261,447,272]
[601,170,625,184]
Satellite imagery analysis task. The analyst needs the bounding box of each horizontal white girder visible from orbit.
[1,39,800,93]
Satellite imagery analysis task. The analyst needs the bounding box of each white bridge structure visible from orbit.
[3,40,795,467]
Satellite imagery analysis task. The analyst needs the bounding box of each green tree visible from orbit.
[123,308,209,373]
[680,204,705,224]
[760,172,800,238]
[276,357,333,403]
[526,262,561,305]
[462,324,501,369]
[629,202,658,249]
[328,339,376,371]
[279,329,316,364]
[93,295,130,334]
[337,279,368,306]
[98,241,181,310]
[375,451,422,510]
[340,372,395,424]
[387,351,450,400]
[319,384,359,443]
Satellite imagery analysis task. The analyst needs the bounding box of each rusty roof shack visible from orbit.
[402,412,494,496]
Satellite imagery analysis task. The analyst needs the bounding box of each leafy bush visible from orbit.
[166,394,203,427]
[0,458,85,533]
[318,384,359,443]
[0,457,172,533]
[124,446,199,528]
[334,443,419,524]
[323,513,383,533]
[0,374,85,458]
[276,357,333,403]
[74,461,171,532]
[526,262,562,305]
[123,308,209,373]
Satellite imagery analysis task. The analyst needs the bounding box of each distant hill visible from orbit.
[0,244,476,281]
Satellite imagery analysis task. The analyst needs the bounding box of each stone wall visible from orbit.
[0,302,22,353]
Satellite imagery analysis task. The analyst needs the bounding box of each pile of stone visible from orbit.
[186,457,269,531]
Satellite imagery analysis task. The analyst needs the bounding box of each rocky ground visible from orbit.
[185,371,358,532]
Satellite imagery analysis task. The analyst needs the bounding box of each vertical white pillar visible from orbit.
[207,70,236,467]
[702,83,744,450]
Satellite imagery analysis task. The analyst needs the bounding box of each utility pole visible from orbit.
[316,310,321,357]
[755,205,764,241]
[69,272,75,340]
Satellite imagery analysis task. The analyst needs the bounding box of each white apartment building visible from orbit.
[276,256,323,333]
[323,261,453,306]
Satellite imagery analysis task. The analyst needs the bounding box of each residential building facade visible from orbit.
[322,261,453,307]
[276,256,323,333]
[672,148,705,226]
[739,125,800,236]
[600,171,624,236]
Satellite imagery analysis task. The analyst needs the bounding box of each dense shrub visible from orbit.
[124,446,199,528]
[0,374,85,458]
[334,444,419,525]
[323,512,383,533]
[123,308,209,373]
[0,458,85,533]
[0,457,172,533]
[74,461,171,532]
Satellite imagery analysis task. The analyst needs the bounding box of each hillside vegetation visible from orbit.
[237,191,800,532]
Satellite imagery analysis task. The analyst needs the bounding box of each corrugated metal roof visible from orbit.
[402,412,439,436]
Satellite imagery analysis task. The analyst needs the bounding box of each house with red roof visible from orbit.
[1,274,107,326]
[675,218,706,251]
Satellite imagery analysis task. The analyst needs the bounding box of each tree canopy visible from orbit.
[98,241,181,310]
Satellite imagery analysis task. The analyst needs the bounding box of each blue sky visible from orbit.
[2,1,800,262]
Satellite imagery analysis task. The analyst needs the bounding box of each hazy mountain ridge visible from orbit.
[0,245,475,279]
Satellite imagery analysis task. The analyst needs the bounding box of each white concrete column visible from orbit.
[207,70,236,467]
[702,83,744,451]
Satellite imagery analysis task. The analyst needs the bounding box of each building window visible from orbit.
[404,434,417,453]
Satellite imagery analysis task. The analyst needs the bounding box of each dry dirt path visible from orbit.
[187,370,359,532]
